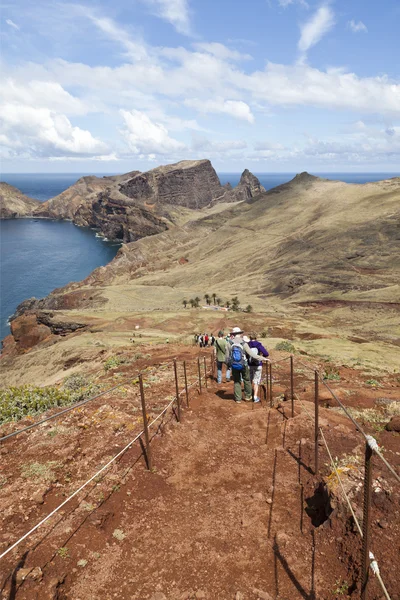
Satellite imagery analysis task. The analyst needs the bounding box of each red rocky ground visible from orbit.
[0,346,399,600]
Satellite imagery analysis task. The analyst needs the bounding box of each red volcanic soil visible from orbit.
[0,346,399,599]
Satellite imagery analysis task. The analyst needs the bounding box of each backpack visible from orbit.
[230,342,246,371]
[248,347,259,367]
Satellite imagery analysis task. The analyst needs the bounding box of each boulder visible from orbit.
[385,416,400,432]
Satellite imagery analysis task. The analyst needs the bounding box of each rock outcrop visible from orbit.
[0,183,41,218]
[226,169,266,202]
[120,159,224,209]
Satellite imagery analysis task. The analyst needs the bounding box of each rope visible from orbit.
[294,395,391,599]
[294,393,392,599]
[369,552,391,600]
[296,359,320,373]
[319,427,363,537]
[0,388,182,562]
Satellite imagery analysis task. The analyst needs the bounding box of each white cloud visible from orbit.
[140,0,191,35]
[192,42,252,61]
[185,98,255,123]
[278,0,309,8]
[298,5,335,56]
[77,8,149,61]
[191,135,247,152]
[120,109,185,156]
[348,20,368,33]
[6,19,20,30]
[0,104,108,158]
[1,79,87,115]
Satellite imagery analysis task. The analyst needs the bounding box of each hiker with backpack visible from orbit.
[215,330,231,384]
[247,333,269,403]
[225,327,270,403]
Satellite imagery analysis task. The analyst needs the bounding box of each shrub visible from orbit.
[275,341,295,353]
[104,356,125,371]
[63,373,88,391]
[323,372,341,381]
[0,386,78,425]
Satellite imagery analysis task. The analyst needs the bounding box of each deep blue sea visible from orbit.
[1,171,399,342]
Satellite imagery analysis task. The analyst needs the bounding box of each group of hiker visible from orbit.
[214,327,270,403]
[195,333,215,347]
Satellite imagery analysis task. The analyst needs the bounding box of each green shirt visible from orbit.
[215,337,228,362]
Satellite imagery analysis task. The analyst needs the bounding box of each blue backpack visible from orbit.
[230,342,246,371]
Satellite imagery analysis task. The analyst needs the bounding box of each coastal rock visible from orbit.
[0,183,41,218]
[120,159,222,209]
[227,168,266,202]
[10,313,52,352]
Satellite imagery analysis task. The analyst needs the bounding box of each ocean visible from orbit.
[1,171,399,343]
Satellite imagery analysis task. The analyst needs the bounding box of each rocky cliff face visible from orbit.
[1,160,265,243]
[119,159,224,209]
[225,169,266,202]
[0,183,41,218]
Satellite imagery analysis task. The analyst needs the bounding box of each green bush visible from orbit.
[63,373,88,391]
[104,356,127,371]
[275,341,295,353]
[0,386,77,425]
[323,371,341,381]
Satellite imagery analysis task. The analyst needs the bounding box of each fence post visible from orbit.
[197,357,202,394]
[290,355,295,418]
[361,440,373,600]
[269,362,273,407]
[314,370,319,476]
[265,361,269,402]
[173,360,181,422]
[139,374,152,471]
[183,361,189,407]
[203,356,208,388]
[211,352,215,379]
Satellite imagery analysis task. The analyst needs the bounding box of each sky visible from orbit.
[1,0,400,173]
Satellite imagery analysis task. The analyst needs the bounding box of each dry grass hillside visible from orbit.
[1,173,400,386]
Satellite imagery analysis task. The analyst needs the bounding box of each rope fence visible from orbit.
[266,353,398,600]
[0,355,211,565]
[1,348,397,600]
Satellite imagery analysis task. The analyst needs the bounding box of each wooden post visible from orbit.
[139,374,152,470]
[173,360,181,422]
[361,441,373,600]
[314,371,319,476]
[197,358,202,394]
[290,355,295,418]
[203,356,208,388]
[265,360,269,402]
[269,362,273,407]
[183,361,189,407]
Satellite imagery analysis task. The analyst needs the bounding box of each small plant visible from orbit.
[77,559,88,568]
[365,379,382,387]
[333,578,349,596]
[260,330,268,338]
[0,475,8,489]
[323,371,341,381]
[112,529,126,541]
[21,461,61,482]
[63,373,88,391]
[275,341,295,353]
[57,547,69,559]
[104,356,124,371]
[245,305,253,313]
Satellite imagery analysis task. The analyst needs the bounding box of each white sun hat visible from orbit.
[231,326,243,334]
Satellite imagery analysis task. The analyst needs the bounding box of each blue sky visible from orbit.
[1,0,399,172]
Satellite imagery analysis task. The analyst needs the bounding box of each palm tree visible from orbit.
[231,296,240,311]
[225,300,231,309]
[212,293,217,305]
[245,304,253,313]
[182,299,188,309]
[204,293,210,306]
[216,297,221,306]
[189,299,196,308]
[194,296,201,307]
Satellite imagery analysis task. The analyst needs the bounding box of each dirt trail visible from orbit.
[0,353,399,600]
